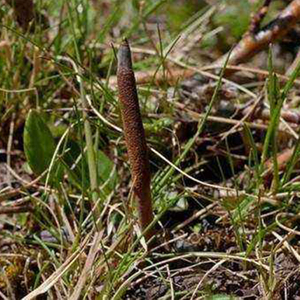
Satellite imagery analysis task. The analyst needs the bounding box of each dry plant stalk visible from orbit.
[5,0,34,30]
[249,0,272,34]
[117,39,154,240]
[216,0,300,67]
[109,67,194,87]
[0,204,33,214]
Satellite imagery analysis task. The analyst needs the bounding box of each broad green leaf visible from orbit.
[61,140,118,192]
[24,109,57,176]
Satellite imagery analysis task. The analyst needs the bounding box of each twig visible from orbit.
[249,0,272,34]
[216,0,300,67]
[175,101,296,135]
[172,202,217,233]
[0,204,33,214]
[108,67,194,87]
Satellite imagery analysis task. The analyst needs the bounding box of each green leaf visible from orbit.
[61,139,90,189]
[232,195,253,223]
[60,140,118,192]
[97,150,118,193]
[23,109,57,176]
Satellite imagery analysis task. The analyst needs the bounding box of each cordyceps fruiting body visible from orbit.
[117,39,154,241]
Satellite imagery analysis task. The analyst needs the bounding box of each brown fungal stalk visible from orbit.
[117,39,154,241]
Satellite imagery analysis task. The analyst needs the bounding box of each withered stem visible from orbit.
[216,0,300,68]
